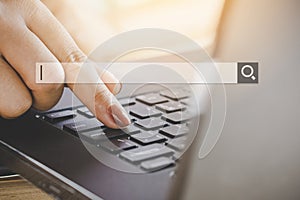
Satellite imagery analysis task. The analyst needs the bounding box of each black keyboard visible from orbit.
[37,88,194,172]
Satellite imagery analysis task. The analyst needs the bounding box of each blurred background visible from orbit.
[42,0,225,56]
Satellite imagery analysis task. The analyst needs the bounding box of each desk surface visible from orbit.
[0,176,52,200]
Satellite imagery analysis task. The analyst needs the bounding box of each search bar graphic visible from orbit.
[36,62,258,84]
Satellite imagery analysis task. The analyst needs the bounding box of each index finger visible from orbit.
[23,1,130,128]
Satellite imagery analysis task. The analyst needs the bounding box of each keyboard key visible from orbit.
[80,128,126,144]
[77,107,89,113]
[156,102,186,113]
[77,107,94,118]
[119,98,136,106]
[160,89,189,100]
[120,143,174,163]
[141,157,174,171]
[99,138,137,153]
[166,136,188,151]
[80,130,107,143]
[122,124,141,135]
[45,110,76,122]
[136,94,168,105]
[129,104,161,119]
[103,128,128,138]
[63,119,104,135]
[130,131,166,145]
[84,111,94,118]
[162,112,190,124]
[159,125,189,138]
[135,118,166,130]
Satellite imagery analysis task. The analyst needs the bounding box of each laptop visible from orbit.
[1,0,300,199]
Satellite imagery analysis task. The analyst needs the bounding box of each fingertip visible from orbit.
[96,113,119,129]
[107,103,131,128]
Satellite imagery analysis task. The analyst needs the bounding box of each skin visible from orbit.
[0,0,130,128]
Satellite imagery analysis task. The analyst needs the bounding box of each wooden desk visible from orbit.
[0,176,52,200]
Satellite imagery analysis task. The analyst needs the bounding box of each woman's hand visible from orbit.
[0,0,130,128]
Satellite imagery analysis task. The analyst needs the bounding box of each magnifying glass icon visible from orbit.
[241,65,256,80]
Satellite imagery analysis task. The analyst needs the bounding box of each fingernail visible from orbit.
[113,82,122,94]
[107,104,131,128]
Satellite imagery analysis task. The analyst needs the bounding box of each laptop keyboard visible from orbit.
[38,89,193,172]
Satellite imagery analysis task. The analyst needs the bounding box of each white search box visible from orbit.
[35,62,244,84]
